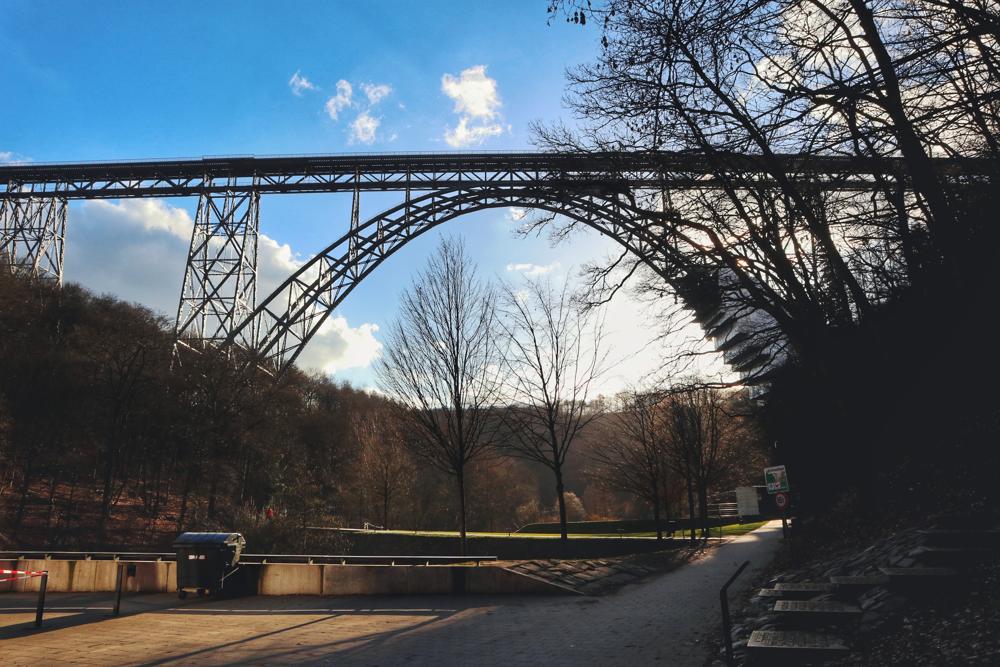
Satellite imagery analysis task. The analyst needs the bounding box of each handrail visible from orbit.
[0,551,174,560]
[0,550,497,565]
[720,560,751,667]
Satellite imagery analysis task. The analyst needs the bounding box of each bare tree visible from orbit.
[352,405,410,530]
[663,387,749,539]
[588,391,674,539]
[535,0,1000,381]
[539,0,999,505]
[376,237,502,554]
[498,277,607,542]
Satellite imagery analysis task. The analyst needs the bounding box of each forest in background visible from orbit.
[0,271,764,550]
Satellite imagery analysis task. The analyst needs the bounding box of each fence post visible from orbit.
[34,571,48,628]
[720,560,750,667]
[113,562,125,616]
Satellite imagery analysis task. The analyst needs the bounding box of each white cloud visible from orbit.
[324,80,353,120]
[349,112,380,144]
[64,198,382,377]
[0,150,31,164]
[288,70,317,96]
[88,198,193,240]
[441,65,506,148]
[444,117,504,148]
[361,82,392,106]
[442,65,501,119]
[506,262,560,277]
[297,317,382,374]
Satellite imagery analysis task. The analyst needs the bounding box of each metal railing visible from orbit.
[0,550,496,566]
[720,560,751,667]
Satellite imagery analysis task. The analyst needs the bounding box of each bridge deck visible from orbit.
[1,151,987,199]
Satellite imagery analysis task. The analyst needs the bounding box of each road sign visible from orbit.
[775,492,789,510]
[764,465,790,494]
[736,486,760,516]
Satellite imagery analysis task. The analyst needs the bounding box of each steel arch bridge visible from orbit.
[0,151,988,376]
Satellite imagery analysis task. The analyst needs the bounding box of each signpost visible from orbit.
[764,465,791,538]
[774,492,789,510]
[735,486,760,518]
[764,465,790,494]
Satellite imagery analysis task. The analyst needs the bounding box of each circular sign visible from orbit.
[774,492,789,510]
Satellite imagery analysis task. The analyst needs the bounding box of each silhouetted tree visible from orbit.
[352,405,410,530]
[588,390,673,539]
[376,238,503,554]
[498,277,607,542]
[541,0,1000,510]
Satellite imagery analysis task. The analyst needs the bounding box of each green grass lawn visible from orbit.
[718,520,768,536]
[344,520,769,539]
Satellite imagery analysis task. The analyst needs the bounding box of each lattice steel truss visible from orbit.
[0,194,67,283]
[174,178,260,348]
[0,151,991,377]
[226,184,672,373]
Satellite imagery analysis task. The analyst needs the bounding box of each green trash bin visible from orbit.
[172,532,246,599]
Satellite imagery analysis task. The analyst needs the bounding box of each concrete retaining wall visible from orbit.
[0,559,570,596]
[1,559,175,594]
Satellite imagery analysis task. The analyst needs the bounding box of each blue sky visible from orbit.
[1,1,724,392]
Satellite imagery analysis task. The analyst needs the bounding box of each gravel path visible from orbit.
[0,521,783,666]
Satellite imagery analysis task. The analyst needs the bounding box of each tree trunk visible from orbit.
[382,483,389,531]
[698,480,710,539]
[457,467,468,556]
[178,465,197,531]
[686,476,696,542]
[555,466,569,543]
[653,500,663,541]
[12,460,34,538]
[207,474,219,519]
[100,435,118,526]
[662,477,672,537]
[44,474,58,539]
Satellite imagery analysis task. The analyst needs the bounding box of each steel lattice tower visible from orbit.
[0,192,67,284]
[174,177,260,349]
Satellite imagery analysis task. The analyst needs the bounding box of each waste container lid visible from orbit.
[172,532,246,548]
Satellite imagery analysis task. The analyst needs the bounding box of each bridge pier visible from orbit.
[0,193,67,284]
[174,179,260,349]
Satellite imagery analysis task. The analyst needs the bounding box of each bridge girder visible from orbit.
[3,151,987,200]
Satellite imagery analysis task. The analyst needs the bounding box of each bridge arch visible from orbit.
[226,185,668,373]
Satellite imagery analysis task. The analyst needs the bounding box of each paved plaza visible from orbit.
[0,522,782,666]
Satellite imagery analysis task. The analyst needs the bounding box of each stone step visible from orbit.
[910,546,995,566]
[775,582,835,594]
[879,566,960,592]
[829,574,890,592]
[756,588,786,599]
[757,582,835,600]
[920,528,1000,548]
[879,566,958,579]
[772,600,862,626]
[746,630,849,664]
